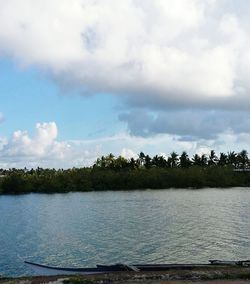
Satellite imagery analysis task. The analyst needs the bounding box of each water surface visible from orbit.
[0,188,250,276]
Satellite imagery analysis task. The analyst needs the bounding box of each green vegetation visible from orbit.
[1,150,250,194]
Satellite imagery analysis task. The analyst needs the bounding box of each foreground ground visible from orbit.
[2,266,250,283]
[3,280,250,284]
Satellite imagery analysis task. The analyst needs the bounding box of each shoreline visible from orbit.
[1,166,250,195]
[2,266,250,284]
[0,186,250,196]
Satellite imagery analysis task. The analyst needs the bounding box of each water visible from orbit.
[1,188,250,276]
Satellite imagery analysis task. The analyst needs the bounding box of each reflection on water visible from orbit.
[0,188,250,276]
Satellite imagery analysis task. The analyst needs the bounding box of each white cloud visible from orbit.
[0,0,249,107]
[1,122,250,168]
[0,122,194,168]
[2,122,60,157]
[0,122,71,167]
[120,148,137,160]
[1,1,250,155]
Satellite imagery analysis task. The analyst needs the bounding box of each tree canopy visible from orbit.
[1,149,250,194]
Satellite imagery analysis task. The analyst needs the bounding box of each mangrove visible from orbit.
[1,150,250,194]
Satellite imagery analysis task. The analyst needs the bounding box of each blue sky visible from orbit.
[0,58,124,140]
[1,0,250,168]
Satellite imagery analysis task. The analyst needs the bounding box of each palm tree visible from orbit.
[218,152,228,167]
[106,153,115,169]
[180,151,191,168]
[227,151,237,168]
[169,152,179,168]
[129,158,139,170]
[93,156,105,168]
[208,150,218,166]
[200,154,208,167]
[152,155,167,168]
[152,155,160,167]
[192,154,201,166]
[145,155,152,169]
[192,154,207,167]
[138,152,146,167]
[237,150,249,169]
[114,156,129,170]
[158,156,167,168]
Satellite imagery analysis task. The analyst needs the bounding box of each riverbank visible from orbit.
[2,278,250,284]
[1,166,250,194]
[2,266,250,284]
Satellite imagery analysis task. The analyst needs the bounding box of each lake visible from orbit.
[1,188,250,276]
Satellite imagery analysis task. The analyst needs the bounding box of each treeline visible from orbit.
[93,150,250,170]
[1,150,250,194]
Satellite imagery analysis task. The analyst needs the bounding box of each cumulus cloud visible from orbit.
[0,122,70,165]
[0,122,132,168]
[1,122,250,168]
[0,0,249,107]
[0,122,194,168]
[120,148,137,160]
[1,1,250,141]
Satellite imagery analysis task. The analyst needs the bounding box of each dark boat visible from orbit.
[25,259,250,276]
[209,259,250,266]
[25,261,135,275]
[24,261,215,276]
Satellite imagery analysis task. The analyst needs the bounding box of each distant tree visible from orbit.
[192,154,201,166]
[200,154,208,167]
[1,173,26,194]
[129,158,139,170]
[218,153,228,167]
[208,150,218,166]
[152,155,167,168]
[93,153,115,169]
[138,152,146,167]
[152,155,160,167]
[227,151,237,168]
[237,150,249,169]
[158,155,167,168]
[169,152,179,168]
[192,154,207,167]
[106,153,115,169]
[93,156,105,168]
[144,155,152,169]
[2,148,250,195]
[180,151,191,168]
[114,156,129,170]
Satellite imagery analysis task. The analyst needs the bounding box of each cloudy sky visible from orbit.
[1,0,250,168]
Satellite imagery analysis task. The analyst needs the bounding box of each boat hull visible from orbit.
[25,261,105,276]
[25,260,250,276]
[25,261,209,276]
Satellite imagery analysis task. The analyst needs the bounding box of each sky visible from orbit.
[1,0,250,168]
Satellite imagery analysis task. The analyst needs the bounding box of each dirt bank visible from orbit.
[1,266,250,284]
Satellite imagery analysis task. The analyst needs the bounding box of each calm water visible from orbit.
[1,188,250,276]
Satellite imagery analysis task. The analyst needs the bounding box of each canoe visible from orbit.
[209,260,250,266]
[25,259,250,276]
[25,261,211,276]
[24,261,134,275]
